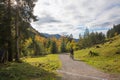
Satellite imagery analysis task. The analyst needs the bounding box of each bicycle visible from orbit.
[70,53,74,59]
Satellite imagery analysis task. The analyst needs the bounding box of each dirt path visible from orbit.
[57,53,120,80]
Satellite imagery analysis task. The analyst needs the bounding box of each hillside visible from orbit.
[75,35,120,73]
[26,26,46,38]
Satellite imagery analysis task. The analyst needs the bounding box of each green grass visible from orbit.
[75,35,120,73]
[0,54,61,80]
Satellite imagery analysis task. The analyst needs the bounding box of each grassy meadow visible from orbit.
[0,54,61,80]
[75,35,120,73]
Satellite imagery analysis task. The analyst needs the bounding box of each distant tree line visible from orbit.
[107,24,120,38]
[78,24,120,49]
[78,28,105,49]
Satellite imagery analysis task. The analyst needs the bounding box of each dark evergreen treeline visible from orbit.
[107,24,120,38]
[78,24,120,49]
[78,28,105,49]
[0,0,37,63]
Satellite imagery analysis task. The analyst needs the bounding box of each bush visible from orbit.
[89,51,99,56]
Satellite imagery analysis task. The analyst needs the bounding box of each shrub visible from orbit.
[89,51,99,56]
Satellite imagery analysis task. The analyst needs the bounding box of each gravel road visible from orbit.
[57,53,120,80]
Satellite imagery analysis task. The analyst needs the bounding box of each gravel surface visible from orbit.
[57,53,120,80]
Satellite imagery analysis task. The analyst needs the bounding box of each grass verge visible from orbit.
[75,35,120,73]
[0,54,61,80]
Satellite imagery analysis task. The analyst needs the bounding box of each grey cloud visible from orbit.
[76,26,85,30]
[112,18,120,25]
[35,15,61,25]
[95,22,112,27]
[47,25,54,28]
[44,2,50,5]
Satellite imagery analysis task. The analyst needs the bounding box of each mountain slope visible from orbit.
[75,35,120,73]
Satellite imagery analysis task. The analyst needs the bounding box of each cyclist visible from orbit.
[70,47,74,59]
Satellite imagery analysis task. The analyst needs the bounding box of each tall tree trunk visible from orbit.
[15,2,20,61]
[7,0,13,62]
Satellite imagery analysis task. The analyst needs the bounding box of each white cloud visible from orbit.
[31,0,120,38]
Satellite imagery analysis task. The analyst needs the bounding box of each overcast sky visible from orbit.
[31,0,120,39]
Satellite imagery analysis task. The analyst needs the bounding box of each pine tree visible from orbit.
[107,24,120,38]
[60,38,66,52]
[50,41,57,54]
